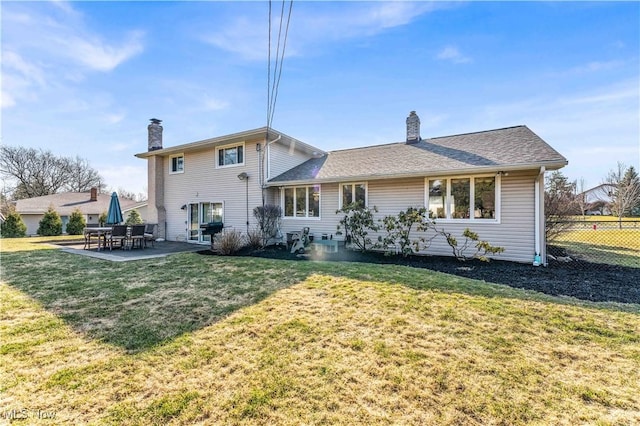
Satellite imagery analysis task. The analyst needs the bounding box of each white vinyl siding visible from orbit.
[162,139,261,242]
[268,141,314,179]
[277,173,537,263]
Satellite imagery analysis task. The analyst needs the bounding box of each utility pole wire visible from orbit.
[266,0,293,131]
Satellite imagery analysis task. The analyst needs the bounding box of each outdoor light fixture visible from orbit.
[237,172,249,180]
[180,204,187,210]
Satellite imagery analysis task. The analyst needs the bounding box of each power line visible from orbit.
[266,0,293,131]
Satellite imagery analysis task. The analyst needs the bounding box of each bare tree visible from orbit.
[544,170,579,241]
[603,163,640,228]
[0,146,104,200]
[575,177,588,219]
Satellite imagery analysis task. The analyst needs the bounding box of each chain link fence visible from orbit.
[547,220,640,268]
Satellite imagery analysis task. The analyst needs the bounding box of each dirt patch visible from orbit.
[199,246,640,305]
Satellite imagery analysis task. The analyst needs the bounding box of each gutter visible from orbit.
[533,166,545,266]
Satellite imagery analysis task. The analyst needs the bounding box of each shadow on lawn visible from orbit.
[552,241,640,269]
[2,246,638,354]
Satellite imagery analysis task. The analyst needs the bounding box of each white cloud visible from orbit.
[202,2,439,61]
[1,2,145,108]
[436,45,472,64]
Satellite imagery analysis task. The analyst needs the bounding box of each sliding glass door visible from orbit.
[188,202,223,243]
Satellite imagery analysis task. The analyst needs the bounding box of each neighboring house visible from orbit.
[136,113,567,264]
[15,188,146,235]
[579,184,615,215]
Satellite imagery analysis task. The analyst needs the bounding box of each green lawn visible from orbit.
[552,228,640,267]
[1,237,639,425]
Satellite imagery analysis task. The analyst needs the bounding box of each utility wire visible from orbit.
[266,0,293,131]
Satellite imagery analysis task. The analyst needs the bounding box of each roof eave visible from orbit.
[135,127,325,159]
[265,160,568,187]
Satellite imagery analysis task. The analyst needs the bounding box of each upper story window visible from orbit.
[216,143,244,168]
[426,175,498,221]
[170,154,184,174]
[282,185,320,219]
[340,182,367,208]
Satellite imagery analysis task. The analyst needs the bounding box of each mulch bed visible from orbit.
[199,245,640,305]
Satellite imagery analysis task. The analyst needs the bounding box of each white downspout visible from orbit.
[533,166,545,266]
[265,133,282,181]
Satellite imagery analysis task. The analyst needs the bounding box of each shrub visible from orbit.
[336,203,380,251]
[98,211,108,227]
[245,227,264,250]
[437,227,505,262]
[216,229,245,255]
[37,206,63,236]
[125,209,143,225]
[66,208,86,235]
[253,204,282,246]
[1,211,27,238]
[378,207,429,257]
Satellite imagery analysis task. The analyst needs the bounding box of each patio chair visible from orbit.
[289,227,310,254]
[108,225,128,251]
[129,224,146,249]
[143,223,157,248]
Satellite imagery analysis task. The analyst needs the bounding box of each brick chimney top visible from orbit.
[148,118,163,151]
[90,187,98,201]
[406,111,421,143]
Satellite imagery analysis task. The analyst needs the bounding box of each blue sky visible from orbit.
[2,1,639,197]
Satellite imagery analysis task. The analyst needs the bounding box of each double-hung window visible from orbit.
[216,143,244,168]
[340,182,367,208]
[426,175,498,221]
[283,185,320,218]
[170,154,184,174]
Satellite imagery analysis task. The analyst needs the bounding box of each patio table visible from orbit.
[83,227,112,251]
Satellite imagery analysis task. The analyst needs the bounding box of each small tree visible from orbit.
[253,204,282,246]
[336,203,379,251]
[604,163,640,226]
[1,211,27,238]
[37,205,62,236]
[66,208,86,235]
[125,209,143,225]
[545,170,579,241]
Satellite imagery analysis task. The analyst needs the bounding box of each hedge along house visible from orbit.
[136,113,567,264]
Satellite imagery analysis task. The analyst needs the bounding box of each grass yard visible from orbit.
[1,237,639,425]
[553,228,640,268]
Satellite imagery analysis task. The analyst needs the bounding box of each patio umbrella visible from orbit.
[106,192,123,225]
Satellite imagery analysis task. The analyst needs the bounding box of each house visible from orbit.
[135,113,568,264]
[15,188,146,235]
[579,184,615,215]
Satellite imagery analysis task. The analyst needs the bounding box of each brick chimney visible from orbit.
[148,118,163,151]
[90,187,98,201]
[406,111,421,143]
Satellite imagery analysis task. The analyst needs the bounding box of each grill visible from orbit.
[200,222,224,250]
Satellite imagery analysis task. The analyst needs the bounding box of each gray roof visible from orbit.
[15,192,141,216]
[268,126,567,185]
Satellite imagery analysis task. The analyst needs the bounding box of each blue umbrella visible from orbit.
[106,192,123,225]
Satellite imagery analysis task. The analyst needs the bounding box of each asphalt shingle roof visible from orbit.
[268,126,567,184]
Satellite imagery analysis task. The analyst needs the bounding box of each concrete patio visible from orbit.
[52,240,204,262]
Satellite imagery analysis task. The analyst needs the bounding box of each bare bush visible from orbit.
[216,230,245,255]
[245,227,264,250]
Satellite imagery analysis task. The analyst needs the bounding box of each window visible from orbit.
[170,154,184,174]
[216,143,244,168]
[341,183,367,208]
[283,185,321,218]
[426,175,498,221]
